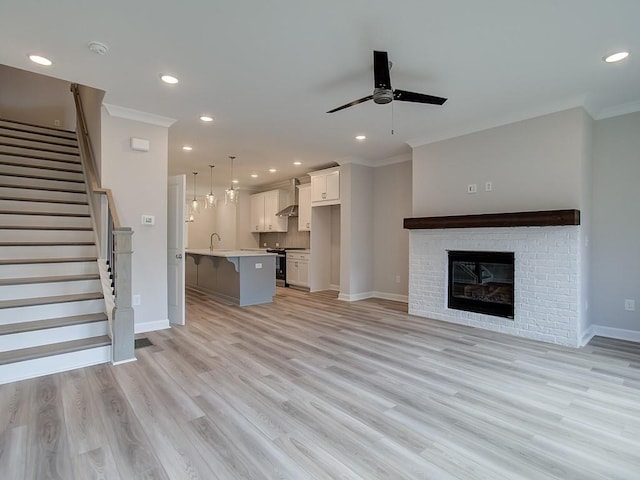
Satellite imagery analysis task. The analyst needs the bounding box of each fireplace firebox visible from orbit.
[448,250,514,319]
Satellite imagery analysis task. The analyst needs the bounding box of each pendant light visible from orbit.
[225,156,239,205]
[205,165,217,208]
[191,172,199,213]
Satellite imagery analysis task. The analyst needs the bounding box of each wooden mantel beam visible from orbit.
[404,209,580,230]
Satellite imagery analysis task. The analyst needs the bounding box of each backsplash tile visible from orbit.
[259,216,310,248]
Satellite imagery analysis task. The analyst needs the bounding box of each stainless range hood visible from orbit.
[276,178,300,217]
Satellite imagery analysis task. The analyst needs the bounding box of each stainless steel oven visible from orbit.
[267,248,286,286]
[266,247,306,287]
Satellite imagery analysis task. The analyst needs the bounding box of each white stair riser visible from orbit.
[0,128,78,147]
[0,280,102,301]
[0,299,105,323]
[0,214,91,228]
[0,261,98,279]
[0,321,109,352]
[0,244,97,260]
[0,344,111,385]
[0,164,84,182]
[1,229,94,243]
[0,199,88,215]
[0,186,87,203]
[0,154,81,171]
[0,145,79,163]
[0,175,85,193]
[0,137,79,155]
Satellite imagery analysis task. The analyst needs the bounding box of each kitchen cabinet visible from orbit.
[286,252,309,287]
[250,189,289,232]
[297,184,311,231]
[310,167,340,205]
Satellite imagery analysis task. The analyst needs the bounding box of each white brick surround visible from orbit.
[409,226,582,346]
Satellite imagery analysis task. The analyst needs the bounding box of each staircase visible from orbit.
[0,118,112,384]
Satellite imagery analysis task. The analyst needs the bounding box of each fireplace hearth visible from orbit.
[448,250,514,319]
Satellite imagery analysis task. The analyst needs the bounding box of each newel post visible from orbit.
[112,227,135,364]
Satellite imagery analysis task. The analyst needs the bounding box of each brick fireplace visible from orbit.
[405,210,584,347]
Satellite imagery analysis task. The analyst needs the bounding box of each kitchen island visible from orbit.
[185,249,276,306]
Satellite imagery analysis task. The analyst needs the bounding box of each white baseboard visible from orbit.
[135,319,171,334]
[371,291,409,303]
[587,324,640,343]
[338,291,408,303]
[329,284,340,291]
[580,325,596,346]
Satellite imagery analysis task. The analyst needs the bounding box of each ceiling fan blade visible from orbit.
[373,51,392,89]
[393,89,447,105]
[326,95,374,113]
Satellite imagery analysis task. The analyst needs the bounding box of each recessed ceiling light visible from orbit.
[28,54,52,66]
[269,168,277,173]
[293,161,302,166]
[182,145,193,151]
[200,115,214,122]
[232,179,239,184]
[251,174,259,178]
[603,51,629,63]
[161,74,179,84]
[355,135,366,141]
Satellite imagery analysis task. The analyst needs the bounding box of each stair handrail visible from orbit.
[71,83,135,364]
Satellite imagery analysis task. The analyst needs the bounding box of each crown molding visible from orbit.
[103,103,176,127]
[594,100,640,120]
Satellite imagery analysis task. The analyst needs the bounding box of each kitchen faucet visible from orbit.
[209,232,221,250]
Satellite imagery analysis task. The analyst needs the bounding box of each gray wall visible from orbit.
[412,107,589,216]
[0,65,75,129]
[591,112,640,334]
[373,161,412,299]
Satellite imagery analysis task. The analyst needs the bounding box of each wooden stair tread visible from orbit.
[0,182,85,194]
[0,210,90,217]
[0,152,81,166]
[0,335,111,365]
[0,273,100,286]
[0,129,78,148]
[0,292,103,309]
[0,118,77,138]
[0,312,107,336]
[0,196,88,205]
[0,225,92,231]
[0,159,83,173]
[0,257,97,266]
[0,240,94,246]
[0,172,84,184]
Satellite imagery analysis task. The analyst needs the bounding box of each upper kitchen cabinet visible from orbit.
[250,189,289,232]
[297,184,311,231]
[309,167,340,206]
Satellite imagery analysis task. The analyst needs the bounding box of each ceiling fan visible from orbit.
[327,50,447,113]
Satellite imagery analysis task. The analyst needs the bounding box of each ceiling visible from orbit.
[1,0,639,190]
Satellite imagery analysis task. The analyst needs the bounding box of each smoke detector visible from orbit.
[88,41,109,55]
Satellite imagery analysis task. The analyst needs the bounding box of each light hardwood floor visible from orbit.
[1,287,639,479]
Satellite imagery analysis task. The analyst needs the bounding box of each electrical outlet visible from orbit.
[625,299,635,311]
[133,294,141,306]
[485,181,493,192]
[395,275,401,283]
[54,119,61,127]
[467,184,477,194]
[255,263,263,269]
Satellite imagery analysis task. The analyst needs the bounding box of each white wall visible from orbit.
[373,161,412,301]
[412,107,588,216]
[101,109,169,332]
[590,111,640,338]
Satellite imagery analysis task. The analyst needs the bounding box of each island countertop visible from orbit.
[186,249,276,258]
